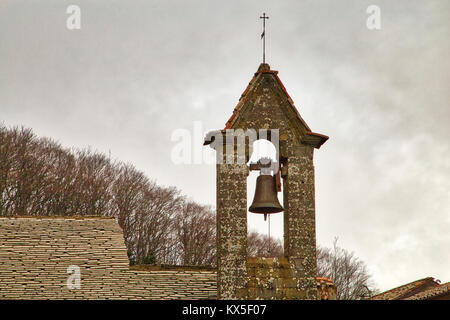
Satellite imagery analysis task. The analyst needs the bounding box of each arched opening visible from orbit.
[247,139,284,258]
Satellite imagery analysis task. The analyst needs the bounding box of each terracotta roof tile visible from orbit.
[370,277,439,300]
[405,282,450,300]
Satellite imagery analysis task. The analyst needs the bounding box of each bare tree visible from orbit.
[39,139,78,216]
[0,125,16,215]
[173,201,216,266]
[317,238,378,299]
[248,231,283,258]
[0,126,47,216]
[111,163,182,265]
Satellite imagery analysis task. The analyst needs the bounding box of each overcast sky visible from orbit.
[1,0,449,292]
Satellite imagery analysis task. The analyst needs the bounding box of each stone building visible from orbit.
[204,63,328,299]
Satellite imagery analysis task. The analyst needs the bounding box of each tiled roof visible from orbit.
[130,270,216,300]
[0,217,215,300]
[405,282,450,300]
[224,63,328,149]
[370,277,440,300]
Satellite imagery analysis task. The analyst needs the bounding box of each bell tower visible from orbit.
[204,63,328,300]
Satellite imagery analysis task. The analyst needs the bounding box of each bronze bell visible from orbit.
[249,174,283,215]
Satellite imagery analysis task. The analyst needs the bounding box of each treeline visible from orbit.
[0,125,281,265]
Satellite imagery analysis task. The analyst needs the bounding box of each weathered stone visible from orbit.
[205,63,328,300]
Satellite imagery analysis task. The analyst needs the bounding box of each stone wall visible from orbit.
[237,257,310,299]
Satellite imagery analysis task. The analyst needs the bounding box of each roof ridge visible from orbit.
[406,281,450,300]
[371,277,437,299]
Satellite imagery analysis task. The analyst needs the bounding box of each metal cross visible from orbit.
[260,13,269,64]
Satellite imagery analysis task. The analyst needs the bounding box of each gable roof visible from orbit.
[370,277,440,300]
[0,217,215,300]
[224,63,328,149]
